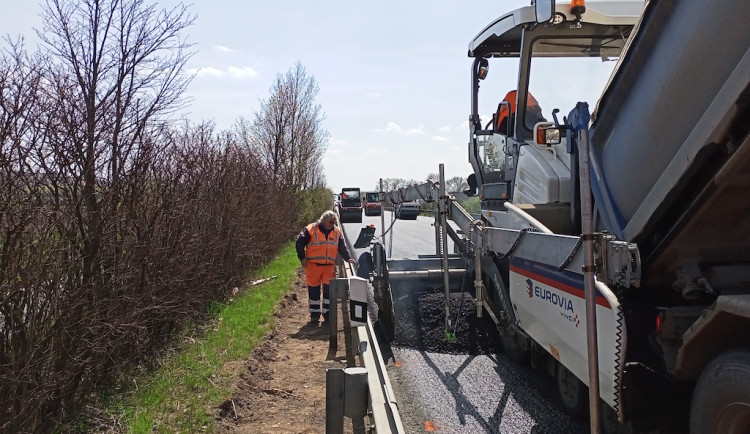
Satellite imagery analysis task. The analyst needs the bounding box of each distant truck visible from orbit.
[364,192,382,216]
[337,187,362,223]
[394,201,420,220]
[332,193,340,210]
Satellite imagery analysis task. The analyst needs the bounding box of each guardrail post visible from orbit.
[329,279,338,348]
[343,367,369,419]
[329,278,349,350]
[326,368,344,434]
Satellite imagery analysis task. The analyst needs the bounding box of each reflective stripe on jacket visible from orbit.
[305,223,340,264]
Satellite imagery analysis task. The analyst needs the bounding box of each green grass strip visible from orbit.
[109,241,300,433]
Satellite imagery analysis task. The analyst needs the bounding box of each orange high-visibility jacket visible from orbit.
[304,223,341,265]
[495,90,541,131]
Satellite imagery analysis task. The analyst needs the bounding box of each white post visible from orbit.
[578,128,601,433]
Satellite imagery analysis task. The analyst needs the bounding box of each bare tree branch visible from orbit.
[247,61,328,191]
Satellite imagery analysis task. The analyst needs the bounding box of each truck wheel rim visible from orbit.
[716,402,750,434]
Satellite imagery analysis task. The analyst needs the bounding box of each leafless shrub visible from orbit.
[0,1,303,431]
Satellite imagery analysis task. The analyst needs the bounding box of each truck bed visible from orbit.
[588,0,750,281]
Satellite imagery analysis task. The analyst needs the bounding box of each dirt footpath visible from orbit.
[214,268,355,433]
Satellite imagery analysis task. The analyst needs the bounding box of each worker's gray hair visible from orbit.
[319,210,338,224]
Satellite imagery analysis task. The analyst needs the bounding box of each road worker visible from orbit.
[494,90,545,135]
[296,210,356,324]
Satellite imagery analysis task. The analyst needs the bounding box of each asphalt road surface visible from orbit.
[342,212,589,434]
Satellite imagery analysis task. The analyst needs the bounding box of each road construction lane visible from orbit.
[342,212,589,434]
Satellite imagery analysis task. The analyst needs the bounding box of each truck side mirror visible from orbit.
[535,0,555,23]
[477,58,489,80]
[464,173,478,197]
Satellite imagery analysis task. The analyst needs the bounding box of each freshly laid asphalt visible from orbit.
[343,212,588,433]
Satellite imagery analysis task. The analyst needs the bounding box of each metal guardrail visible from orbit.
[354,318,405,433]
[325,225,405,433]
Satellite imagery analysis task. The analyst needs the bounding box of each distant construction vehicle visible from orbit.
[363,191,382,216]
[338,187,363,223]
[393,201,420,220]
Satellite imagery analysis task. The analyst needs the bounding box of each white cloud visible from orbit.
[328,138,350,147]
[366,148,388,155]
[214,45,237,53]
[438,126,452,133]
[366,92,380,98]
[227,66,259,79]
[432,136,450,142]
[406,124,426,136]
[376,122,427,135]
[378,122,402,133]
[189,67,225,78]
[188,66,259,80]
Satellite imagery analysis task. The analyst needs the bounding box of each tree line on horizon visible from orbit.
[374,175,469,194]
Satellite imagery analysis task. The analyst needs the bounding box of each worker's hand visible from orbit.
[301,258,307,267]
[347,258,356,264]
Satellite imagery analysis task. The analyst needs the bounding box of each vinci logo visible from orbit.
[526,279,534,298]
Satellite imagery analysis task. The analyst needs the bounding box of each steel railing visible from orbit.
[324,225,405,433]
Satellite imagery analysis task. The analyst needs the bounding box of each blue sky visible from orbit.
[2,0,532,192]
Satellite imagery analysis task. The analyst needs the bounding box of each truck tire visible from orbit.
[500,335,529,365]
[482,255,528,364]
[556,362,588,419]
[378,288,395,342]
[690,350,750,434]
[600,400,634,434]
